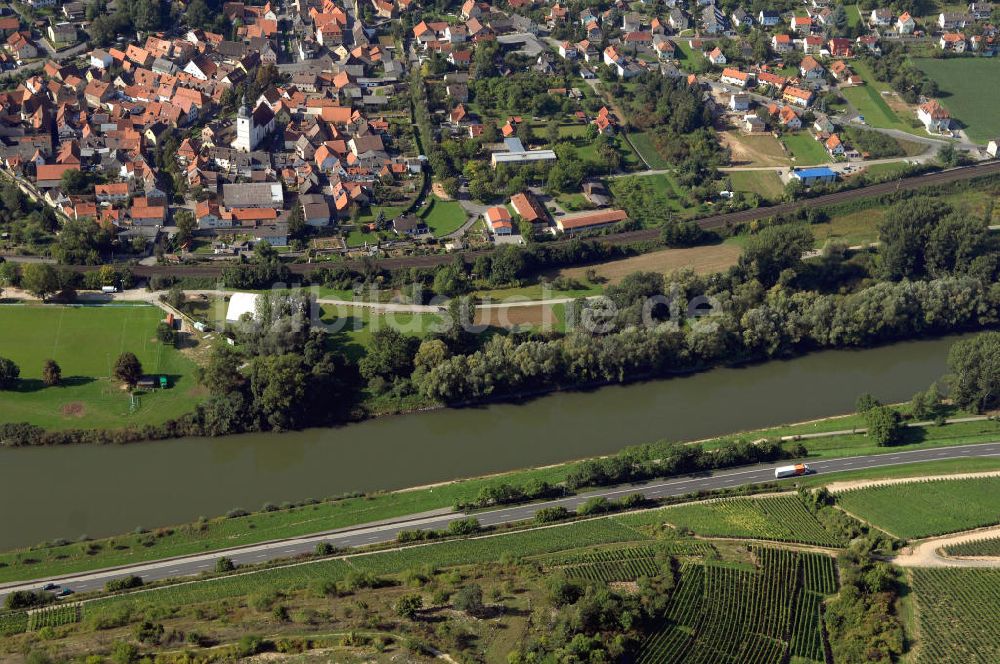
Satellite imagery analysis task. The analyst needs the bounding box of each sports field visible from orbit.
[0,305,203,429]
[913,58,1000,143]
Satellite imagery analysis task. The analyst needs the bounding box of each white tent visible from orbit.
[225,292,260,323]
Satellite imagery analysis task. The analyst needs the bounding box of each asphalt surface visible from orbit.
[2,441,999,601]
[55,160,1000,279]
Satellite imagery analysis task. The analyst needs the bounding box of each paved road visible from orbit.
[2,441,999,601]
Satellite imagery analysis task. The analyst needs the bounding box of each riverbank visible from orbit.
[0,330,980,550]
[1,406,998,585]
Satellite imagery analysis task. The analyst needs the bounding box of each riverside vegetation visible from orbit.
[1,194,999,446]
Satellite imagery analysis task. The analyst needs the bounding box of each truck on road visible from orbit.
[774,464,813,479]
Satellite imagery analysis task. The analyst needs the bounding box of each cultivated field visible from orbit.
[913,58,1000,143]
[644,495,842,547]
[835,477,1000,538]
[0,305,202,429]
[637,547,837,664]
[943,535,1000,558]
[910,568,1000,664]
[555,243,742,285]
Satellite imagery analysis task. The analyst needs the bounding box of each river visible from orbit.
[0,333,969,550]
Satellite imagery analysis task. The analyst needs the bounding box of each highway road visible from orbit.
[2,441,999,601]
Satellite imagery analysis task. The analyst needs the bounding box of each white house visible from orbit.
[918,100,951,133]
[729,93,750,111]
[987,139,1000,157]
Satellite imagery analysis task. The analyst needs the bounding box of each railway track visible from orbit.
[71,161,1000,278]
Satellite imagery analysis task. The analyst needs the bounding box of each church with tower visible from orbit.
[232,96,276,152]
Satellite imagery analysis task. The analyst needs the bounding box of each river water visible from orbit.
[0,333,968,550]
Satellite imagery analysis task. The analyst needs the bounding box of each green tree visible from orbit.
[865,405,902,446]
[738,225,813,286]
[156,321,176,345]
[248,354,309,430]
[395,593,423,620]
[174,210,196,247]
[453,584,485,616]
[432,262,469,297]
[947,332,1000,412]
[855,393,881,414]
[42,359,61,387]
[0,357,20,389]
[358,327,418,383]
[20,263,60,301]
[113,352,143,389]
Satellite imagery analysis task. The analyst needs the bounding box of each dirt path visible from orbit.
[893,525,1000,568]
[825,470,1000,494]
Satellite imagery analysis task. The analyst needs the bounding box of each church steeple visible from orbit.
[238,94,250,119]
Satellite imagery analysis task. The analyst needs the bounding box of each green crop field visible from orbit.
[648,495,842,547]
[637,547,837,664]
[942,536,1000,558]
[910,568,1000,664]
[0,305,202,429]
[835,477,1000,538]
[82,517,649,621]
[913,58,1000,143]
[419,197,467,237]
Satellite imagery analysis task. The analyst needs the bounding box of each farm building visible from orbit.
[555,208,628,233]
[791,167,837,186]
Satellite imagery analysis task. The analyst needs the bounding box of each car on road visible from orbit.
[42,583,59,591]
[56,588,74,598]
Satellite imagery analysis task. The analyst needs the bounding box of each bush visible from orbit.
[105,575,144,592]
[395,593,423,620]
[447,517,481,536]
[535,506,571,523]
[0,357,20,390]
[215,557,236,573]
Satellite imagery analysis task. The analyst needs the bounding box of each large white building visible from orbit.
[232,97,276,152]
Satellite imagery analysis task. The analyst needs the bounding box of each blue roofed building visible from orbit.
[791,167,837,186]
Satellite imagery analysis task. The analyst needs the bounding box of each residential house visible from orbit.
[813,113,835,133]
[869,8,893,27]
[300,193,331,227]
[706,46,727,65]
[939,33,967,51]
[668,8,689,31]
[743,114,766,132]
[938,12,969,29]
[969,2,993,20]
[783,86,814,107]
[758,10,781,26]
[393,213,427,236]
[778,104,802,129]
[47,22,77,46]
[896,11,916,34]
[729,92,750,111]
[828,38,852,57]
[720,67,752,87]
[558,41,578,59]
[701,5,727,34]
[510,191,548,226]
[791,16,813,33]
[484,205,513,235]
[799,55,824,80]
[825,133,845,156]
[918,99,951,132]
[6,32,37,62]
[771,33,793,53]
[731,7,753,27]
[987,138,1000,157]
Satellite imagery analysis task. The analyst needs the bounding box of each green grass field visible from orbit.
[910,568,1000,664]
[780,132,830,165]
[728,170,785,201]
[835,477,1000,539]
[628,131,672,169]
[320,304,443,359]
[913,58,1000,143]
[0,305,202,429]
[419,197,467,237]
[841,60,923,135]
[640,495,842,547]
